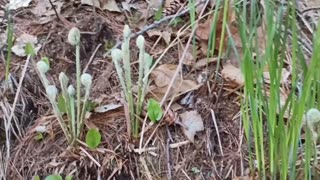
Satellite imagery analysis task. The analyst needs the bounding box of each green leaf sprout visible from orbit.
[147,98,163,122]
[86,129,101,149]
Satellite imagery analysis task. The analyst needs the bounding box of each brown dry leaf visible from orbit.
[195,57,217,68]
[305,0,320,7]
[179,110,204,143]
[94,104,122,113]
[146,29,172,45]
[195,16,212,41]
[150,64,200,99]
[196,5,236,48]
[180,45,195,66]
[221,62,244,86]
[101,0,121,12]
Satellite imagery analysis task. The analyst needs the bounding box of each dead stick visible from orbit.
[48,0,61,22]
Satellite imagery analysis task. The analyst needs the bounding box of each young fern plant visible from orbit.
[36,27,93,145]
[111,25,152,138]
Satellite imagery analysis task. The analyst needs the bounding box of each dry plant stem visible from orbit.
[166,139,172,180]
[6,55,33,142]
[83,43,102,73]
[79,146,101,167]
[48,0,61,22]
[4,54,32,177]
[210,109,224,156]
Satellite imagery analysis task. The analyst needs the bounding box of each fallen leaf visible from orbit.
[161,30,171,45]
[221,62,244,86]
[180,45,195,66]
[146,29,172,45]
[195,57,217,68]
[146,29,162,38]
[150,64,200,99]
[196,17,212,41]
[11,34,42,57]
[101,0,121,12]
[8,0,32,10]
[179,110,204,143]
[170,103,183,111]
[34,125,47,133]
[94,104,122,113]
[93,67,112,92]
[151,64,199,93]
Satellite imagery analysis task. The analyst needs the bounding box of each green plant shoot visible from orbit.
[86,129,101,149]
[147,98,163,122]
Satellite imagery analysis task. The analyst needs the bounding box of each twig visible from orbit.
[5,54,31,177]
[133,147,157,153]
[166,139,172,180]
[83,43,102,73]
[139,157,153,180]
[210,109,224,156]
[302,6,320,14]
[169,140,190,148]
[107,168,119,180]
[79,146,101,167]
[48,0,61,22]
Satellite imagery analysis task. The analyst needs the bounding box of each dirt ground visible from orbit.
[0,0,252,179]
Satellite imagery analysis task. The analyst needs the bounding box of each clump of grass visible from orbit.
[230,0,320,179]
[36,27,93,145]
[111,25,152,138]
